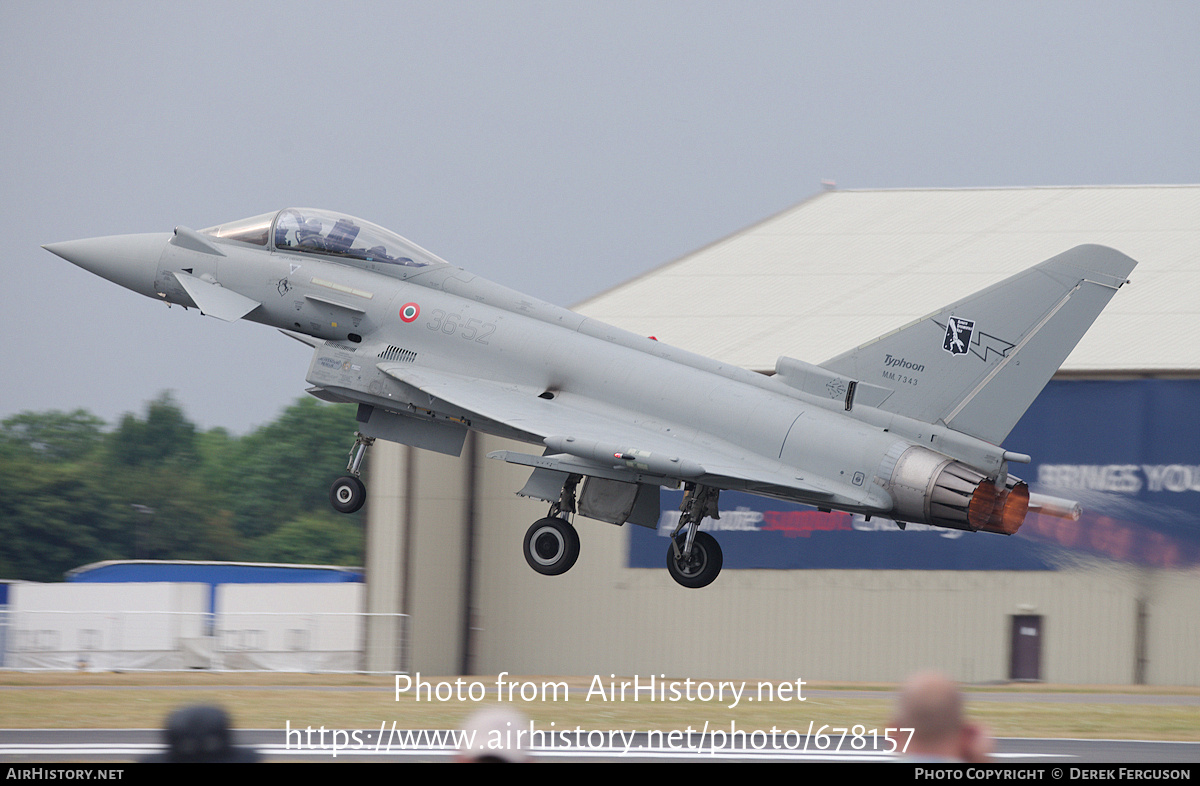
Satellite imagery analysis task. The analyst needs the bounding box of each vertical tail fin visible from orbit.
[820,244,1137,443]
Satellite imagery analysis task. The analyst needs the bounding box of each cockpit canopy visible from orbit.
[200,208,447,268]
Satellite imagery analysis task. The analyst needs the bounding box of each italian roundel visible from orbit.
[400,302,420,323]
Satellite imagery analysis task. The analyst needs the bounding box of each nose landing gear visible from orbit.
[330,432,374,514]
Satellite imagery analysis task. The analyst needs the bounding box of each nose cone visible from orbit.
[44,232,170,298]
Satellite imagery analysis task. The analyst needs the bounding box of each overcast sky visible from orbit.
[4,1,1198,434]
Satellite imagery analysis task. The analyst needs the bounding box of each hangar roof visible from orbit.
[576,185,1200,374]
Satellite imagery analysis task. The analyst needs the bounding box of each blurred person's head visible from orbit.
[144,704,259,763]
[893,671,990,762]
[457,706,529,762]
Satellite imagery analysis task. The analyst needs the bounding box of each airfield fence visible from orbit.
[0,609,410,673]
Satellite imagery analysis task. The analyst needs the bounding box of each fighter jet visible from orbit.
[45,208,1136,587]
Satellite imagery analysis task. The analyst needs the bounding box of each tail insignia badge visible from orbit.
[943,316,975,355]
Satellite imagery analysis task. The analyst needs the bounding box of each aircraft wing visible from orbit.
[377,363,853,504]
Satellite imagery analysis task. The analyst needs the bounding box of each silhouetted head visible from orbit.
[146,704,259,763]
[893,671,990,762]
[457,706,529,762]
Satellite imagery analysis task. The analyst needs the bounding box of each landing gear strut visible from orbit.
[522,474,582,576]
[330,432,373,514]
[666,484,723,588]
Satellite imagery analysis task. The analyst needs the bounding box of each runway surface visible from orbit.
[3,687,1196,763]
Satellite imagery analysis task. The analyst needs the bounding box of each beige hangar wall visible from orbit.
[365,435,1200,686]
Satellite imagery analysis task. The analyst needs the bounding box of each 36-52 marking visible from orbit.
[426,309,496,344]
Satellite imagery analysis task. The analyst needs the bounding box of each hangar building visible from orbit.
[363,185,1200,685]
[8,561,363,670]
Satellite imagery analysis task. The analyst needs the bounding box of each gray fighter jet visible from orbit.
[45,208,1136,587]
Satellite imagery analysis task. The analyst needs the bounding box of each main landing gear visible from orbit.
[522,475,581,576]
[329,434,725,588]
[519,477,725,588]
[666,484,723,588]
[523,516,580,575]
[330,432,373,514]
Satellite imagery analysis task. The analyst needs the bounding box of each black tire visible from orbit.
[666,531,723,588]
[523,517,580,576]
[330,476,366,514]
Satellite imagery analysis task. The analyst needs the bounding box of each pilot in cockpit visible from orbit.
[295,218,327,249]
[203,208,439,268]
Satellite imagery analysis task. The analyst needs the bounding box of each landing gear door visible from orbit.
[518,467,571,504]
[579,478,660,528]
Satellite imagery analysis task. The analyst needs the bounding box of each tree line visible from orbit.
[0,393,364,582]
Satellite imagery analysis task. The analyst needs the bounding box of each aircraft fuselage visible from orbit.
[47,208,1129,586]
